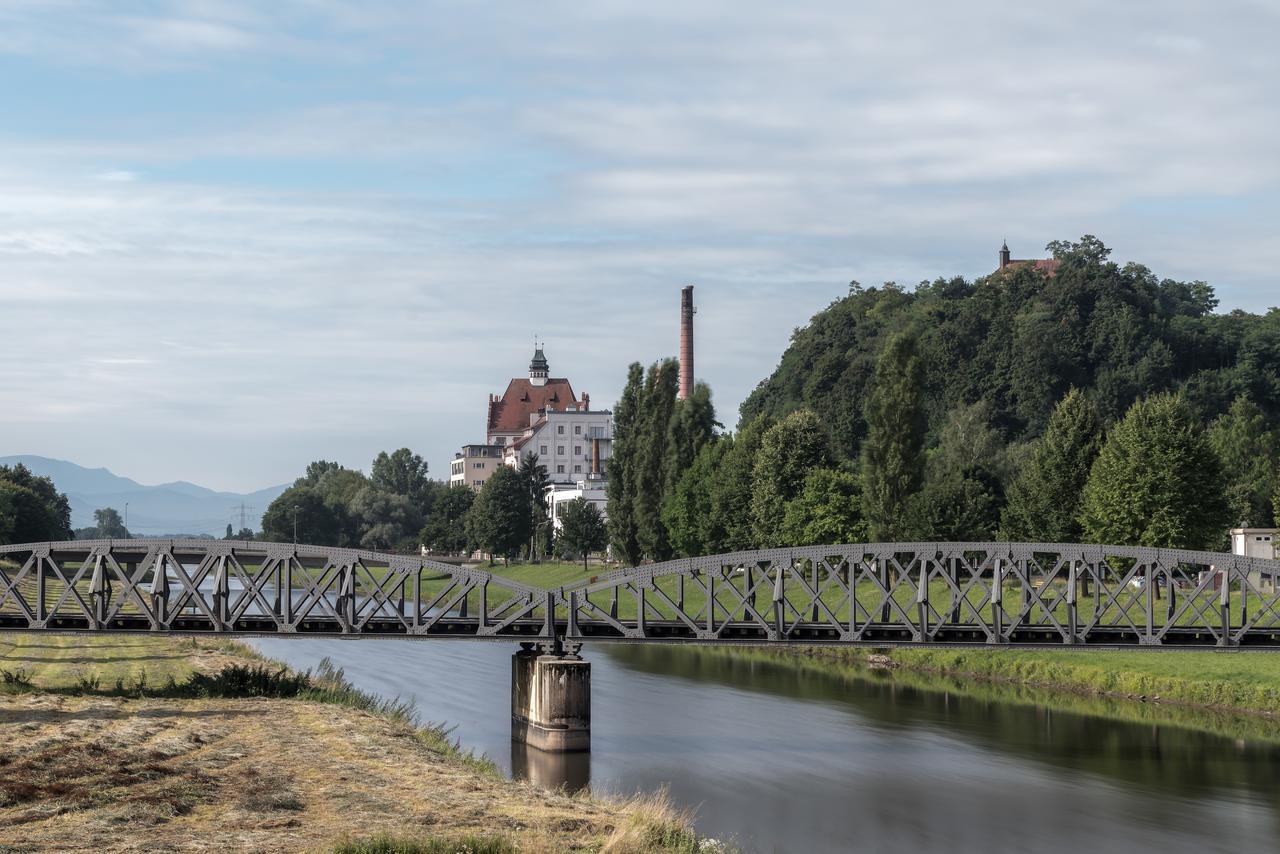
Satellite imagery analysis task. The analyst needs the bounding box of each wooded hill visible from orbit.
[741,235,1280,455]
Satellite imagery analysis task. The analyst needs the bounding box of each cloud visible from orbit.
[0,0,1275,490]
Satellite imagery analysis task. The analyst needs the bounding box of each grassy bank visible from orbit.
[0,634,707,852]
[773,644,1280,718]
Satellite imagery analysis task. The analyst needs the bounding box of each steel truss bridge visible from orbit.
[2,540,1279,648]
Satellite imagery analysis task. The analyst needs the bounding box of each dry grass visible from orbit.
[0,635,705,853]
[0,692,642,852]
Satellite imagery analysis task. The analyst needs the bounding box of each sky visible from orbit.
[1,1,1277,493]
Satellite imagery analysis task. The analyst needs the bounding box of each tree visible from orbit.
[351,487,422,551]
[556,498,608,570]
[907,473,1001,541]
[302,460,343,485]
[752,408,835,546]
[1208,395,1278,528]
[90,507,130,539]
[1001,388,1104,541]
[634,359,679,562]
[260,484,340,545]
[780,468,867,546]
[518,454,551,560]
[465,466,531,564]
[664,438,730,557]
[860,332,926,541]
[225,523,234,540]
[665,381,718,492]
[1080,393,1229,549]
[607,362,645,565]
[419,484,475,554]
[707,416,772,552]
[371,449,433,512]
[0,463,71,545]
[236,527,255,540]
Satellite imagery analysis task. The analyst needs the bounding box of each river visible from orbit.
[248,638,1280,853]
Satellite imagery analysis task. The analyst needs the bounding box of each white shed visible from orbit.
[1230,528,1278,560]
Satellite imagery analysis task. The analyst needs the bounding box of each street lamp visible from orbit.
[292,505,300,544]
[124,502,129,532]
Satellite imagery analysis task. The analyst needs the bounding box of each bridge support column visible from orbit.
[511,642,590,753]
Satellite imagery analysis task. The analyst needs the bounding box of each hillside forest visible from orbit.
[609,236,1280,562]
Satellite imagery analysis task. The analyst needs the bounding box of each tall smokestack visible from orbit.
[679,285,695,400]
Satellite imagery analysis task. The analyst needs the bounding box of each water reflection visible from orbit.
[604,644,1280,800]
[511,741,590,793]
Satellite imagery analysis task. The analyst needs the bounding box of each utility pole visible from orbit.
[292,505,300,544]
[228,502,254,533]
[124,502,129,531]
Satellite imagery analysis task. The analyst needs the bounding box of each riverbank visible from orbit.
[0,634,704,853]
[765,644,1280,719]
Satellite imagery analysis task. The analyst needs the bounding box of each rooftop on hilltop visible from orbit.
[996,240,1060,277]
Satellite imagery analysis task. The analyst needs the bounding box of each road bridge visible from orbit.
[4,539,1279,750]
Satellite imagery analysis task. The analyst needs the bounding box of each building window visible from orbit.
[574,445,582,455]
[473,462,483,469]
[557,425,565,434]
[540,445,548,455]
[574,465,582,473]
[574,425,582,434]
[557,445,565,455]
[557,465,565,473]
[474,480,482,486]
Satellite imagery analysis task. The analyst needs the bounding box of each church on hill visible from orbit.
[995,241,1060,277]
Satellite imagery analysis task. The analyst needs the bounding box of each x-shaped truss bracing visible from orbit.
[3,540,1279,647]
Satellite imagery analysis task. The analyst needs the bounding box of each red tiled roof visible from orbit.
[998,258,1061,276]
[487,378,577,436]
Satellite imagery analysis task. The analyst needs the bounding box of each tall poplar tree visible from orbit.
[634,359,680,561]
[665,381,717,494]
[606,363,645,564]
[860,331,926,541]
[1000,388,1103,541]
[1079,393,1229,549]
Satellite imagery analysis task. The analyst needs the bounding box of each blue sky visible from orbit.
[2,1,1277,492]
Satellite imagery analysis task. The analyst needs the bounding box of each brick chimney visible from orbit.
[679,285,695,400]
[581,392,590,410]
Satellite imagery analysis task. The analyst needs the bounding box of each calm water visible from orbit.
[249,638,1280,854]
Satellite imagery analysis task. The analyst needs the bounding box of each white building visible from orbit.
[547,480,609,533]
[503,407,613,485]
[1231,528,1278,560]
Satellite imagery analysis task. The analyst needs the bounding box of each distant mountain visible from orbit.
[0,455,289,537]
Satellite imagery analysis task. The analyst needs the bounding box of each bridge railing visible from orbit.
[555,543,1280,647]
[2,540,1279,646]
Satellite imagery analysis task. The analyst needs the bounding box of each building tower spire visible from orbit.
[529,343,549,387]
[999,239,1011,270]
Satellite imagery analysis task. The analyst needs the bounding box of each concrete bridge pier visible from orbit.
[511,641,590,752]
